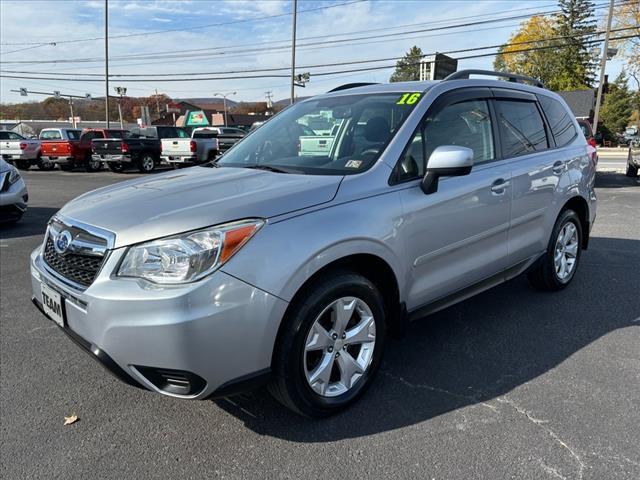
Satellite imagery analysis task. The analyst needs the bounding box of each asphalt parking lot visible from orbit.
[1,165,638,480]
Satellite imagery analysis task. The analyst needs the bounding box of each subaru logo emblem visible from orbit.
[54,230,72,255]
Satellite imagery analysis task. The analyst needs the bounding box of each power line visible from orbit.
[0,0,366,47]
[1,0,625,65]
[2,32,634,83]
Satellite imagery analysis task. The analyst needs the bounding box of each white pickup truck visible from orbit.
[160,127,219,167]
[0,131,43,170]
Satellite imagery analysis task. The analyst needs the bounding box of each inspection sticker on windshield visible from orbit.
[345,160,363,169]
[396,92,421,105]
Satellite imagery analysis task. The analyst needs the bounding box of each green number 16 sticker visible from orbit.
[397,92,421,105]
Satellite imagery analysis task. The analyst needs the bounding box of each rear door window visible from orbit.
[495,100,548,157]
[40,130,62,140]
[538,95,578,147]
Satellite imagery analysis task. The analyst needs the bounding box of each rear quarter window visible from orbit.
[538,95,578,147]
[66,130,81,140]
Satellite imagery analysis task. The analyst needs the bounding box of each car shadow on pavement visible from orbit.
[0,207,58,239]
[595,171,638,188]
[214,236,640,442]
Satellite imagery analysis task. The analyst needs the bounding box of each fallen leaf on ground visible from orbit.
[63,415,79,426]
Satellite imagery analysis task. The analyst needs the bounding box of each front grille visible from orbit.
[43,236,105,287]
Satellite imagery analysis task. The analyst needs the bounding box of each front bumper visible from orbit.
[30,246,288,399]
[0,176,28,221]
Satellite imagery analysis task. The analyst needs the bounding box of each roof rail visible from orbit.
[328,82,379,93]
[444,70,545,89]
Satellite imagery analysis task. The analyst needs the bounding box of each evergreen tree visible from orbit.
[599,71,633,134]
[390,46,424,82]
[554,0,597,89]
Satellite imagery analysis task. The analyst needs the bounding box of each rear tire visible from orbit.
[268,271,386,417]
[137,154,156,173]
[528,209,583,291]
[107,162,126,173]
[15,160,30,170]
[85,155,102,172]
[37,157,55,171]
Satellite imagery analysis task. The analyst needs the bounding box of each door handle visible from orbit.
[552,161,565,174]
[490,178,510,194]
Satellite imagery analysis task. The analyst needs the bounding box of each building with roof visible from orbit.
[556,90,596,122]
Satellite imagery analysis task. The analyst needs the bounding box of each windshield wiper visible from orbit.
[244,164,294,174]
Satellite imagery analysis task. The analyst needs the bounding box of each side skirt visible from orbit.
[407,255,541,322]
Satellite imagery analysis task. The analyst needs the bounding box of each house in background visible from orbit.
[556,90,596,124]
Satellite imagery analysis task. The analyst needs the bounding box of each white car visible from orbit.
[0,157,28,223]
[0,130,44,170]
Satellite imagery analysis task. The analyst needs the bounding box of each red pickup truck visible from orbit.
[40,128,128,172]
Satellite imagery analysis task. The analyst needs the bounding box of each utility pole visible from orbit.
[592,0,614,137]
[154,88,160,117]
[104,0,110,128]
[265,91,273,114]
[115,86,126,129]
[69,97,76,128]
[290,0,297,105]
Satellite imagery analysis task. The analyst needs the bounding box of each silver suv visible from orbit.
[31,71,597,417]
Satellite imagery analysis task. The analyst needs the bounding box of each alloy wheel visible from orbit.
[554,221,579,281]
[303,296,376,397]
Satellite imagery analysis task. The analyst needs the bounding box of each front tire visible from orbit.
[269,271,386,417]
[137,154,156,173]
[528,209,583,291]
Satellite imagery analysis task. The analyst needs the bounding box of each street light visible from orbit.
[213,91,236,127]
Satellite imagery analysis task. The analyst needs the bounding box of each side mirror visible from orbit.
[421,145,474,194]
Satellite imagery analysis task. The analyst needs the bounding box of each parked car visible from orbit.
[208,126,246,153]
[0,130,44,170]
[627,139,640,177]
[160,127,219,167]
[92,126,189,173]
[30,71,597,417]
[0,158,28,223]
[577,119,598,165]
[39,128,86,171]
[622,126,639,146]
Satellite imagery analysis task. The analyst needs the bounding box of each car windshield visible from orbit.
[216,92,423,175]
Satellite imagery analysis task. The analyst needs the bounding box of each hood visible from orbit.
[59,166,342,248]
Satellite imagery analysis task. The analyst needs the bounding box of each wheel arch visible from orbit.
[561,195,590,249]
[271,251,406,369]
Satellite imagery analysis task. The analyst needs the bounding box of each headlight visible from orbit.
[8,167,21,185]
[118,219,264,284]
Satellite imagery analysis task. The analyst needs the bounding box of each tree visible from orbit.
[599,71,633,135]
[494,16,563,89]
[494,0,597,91]
[554,0,597,90]
[390,46,424,82]
[611,1,640,76]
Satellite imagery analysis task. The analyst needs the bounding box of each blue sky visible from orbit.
[0,0,629,105]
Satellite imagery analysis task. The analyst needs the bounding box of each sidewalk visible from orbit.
[598,147,630,157]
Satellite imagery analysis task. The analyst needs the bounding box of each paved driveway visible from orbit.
[1,169,638,479]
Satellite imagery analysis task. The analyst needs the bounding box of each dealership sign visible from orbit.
[185,110,209,126]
